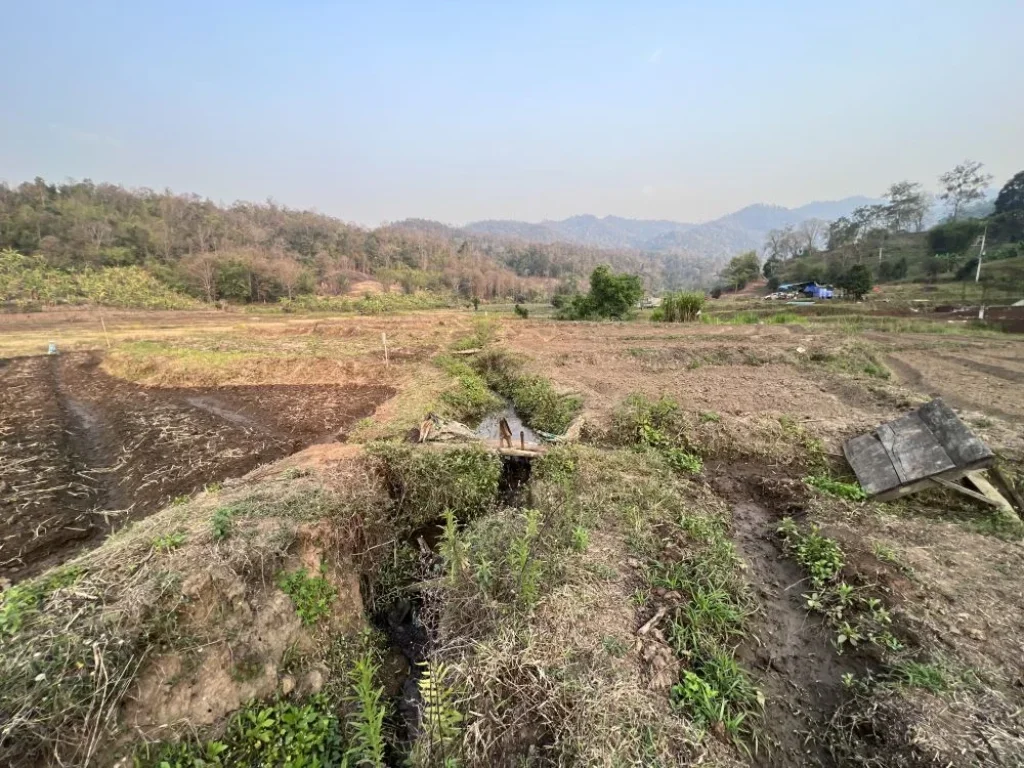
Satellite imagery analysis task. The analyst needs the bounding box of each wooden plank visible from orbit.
[844,432,901,497]
[916,398,993,469]
[965,471,1015,514]
[990,465,1024,514]
[877,413,956,484]
[932,477,1009,509]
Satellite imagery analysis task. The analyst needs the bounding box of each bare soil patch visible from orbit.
[0,352,392,582]
[887,351,1024,421]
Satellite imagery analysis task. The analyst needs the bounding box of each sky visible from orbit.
[2,0,1021,227]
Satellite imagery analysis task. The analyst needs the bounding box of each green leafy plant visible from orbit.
[778,520,844,587]
[136,696,342,768]
[151,531,187,553]
[346,652,387,767]
[211,507,234,541]
[805,474,867,501]
[665,448,703,475]
[412,661,464,765]
[571,525,590,552]
[439,509,466,584]
[507,508,544,609]
[277,567,337,626]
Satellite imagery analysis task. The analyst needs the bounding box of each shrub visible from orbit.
[656,291,705,322]
[513,303,529,319]
[556,265,643,320]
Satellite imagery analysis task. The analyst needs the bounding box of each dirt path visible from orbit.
[713,473,863,767]
[0,353,394,582]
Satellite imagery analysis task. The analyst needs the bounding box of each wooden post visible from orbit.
[975,223,987,283]
[381,332,389,368]
[520,431,525,450]
[99,311,111,349]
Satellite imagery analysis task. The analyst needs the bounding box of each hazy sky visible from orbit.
[2,0,1021,226]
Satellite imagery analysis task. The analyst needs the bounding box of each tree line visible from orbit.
[0,178,725,306]
[754,162,1024,295]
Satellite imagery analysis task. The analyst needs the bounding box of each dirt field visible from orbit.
[0,351,391,581]
[2,307,1024,767]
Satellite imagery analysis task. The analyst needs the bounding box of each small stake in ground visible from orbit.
[381,332,389,367]
[498,417,513,449]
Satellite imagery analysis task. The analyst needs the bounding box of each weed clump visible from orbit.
[367,443,501,528]
[777,518,901,654]
[806,474,867,501]
[278,567,337,626]
[654,509,763,743]
[434,354,501,422]
[474,349,581,434]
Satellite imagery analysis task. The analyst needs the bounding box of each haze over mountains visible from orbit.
[459,196,878,257]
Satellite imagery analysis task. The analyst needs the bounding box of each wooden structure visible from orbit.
[843,399,1010,509]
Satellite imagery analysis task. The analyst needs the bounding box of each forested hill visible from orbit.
[0,178,724,303]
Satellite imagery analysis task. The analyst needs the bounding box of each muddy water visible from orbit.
[474,404,540,444]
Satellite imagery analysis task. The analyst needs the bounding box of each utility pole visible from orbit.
[975,223,988,283]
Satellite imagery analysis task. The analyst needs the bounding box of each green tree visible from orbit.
[721,251,760,291]
[877,257,907,282]
[762,255,782,281]
[586,265,644,318]
[559,266,643,320]
[939,160,992,220]
[927,219,983,255]
[840,264,872,300]
[883,181,930,232]
[994,170,1024,215]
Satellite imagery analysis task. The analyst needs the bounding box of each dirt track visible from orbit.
[0,353,393,582]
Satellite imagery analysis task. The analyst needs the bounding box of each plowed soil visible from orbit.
[0,353,393,582]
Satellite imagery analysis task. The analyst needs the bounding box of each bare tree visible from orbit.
[180,252,221,303]
[797,218,826,254]
[270,255,305,300]
[939,160,992,220]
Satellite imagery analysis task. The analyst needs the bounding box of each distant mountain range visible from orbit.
[456,196,880,258]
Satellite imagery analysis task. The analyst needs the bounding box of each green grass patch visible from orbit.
[654,508,762,745]
[434,354,502,423]
[0,567,82,637]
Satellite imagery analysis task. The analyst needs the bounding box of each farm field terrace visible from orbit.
[1,305,1023,767]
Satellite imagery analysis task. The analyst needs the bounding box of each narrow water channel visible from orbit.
[474,403,541,444]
